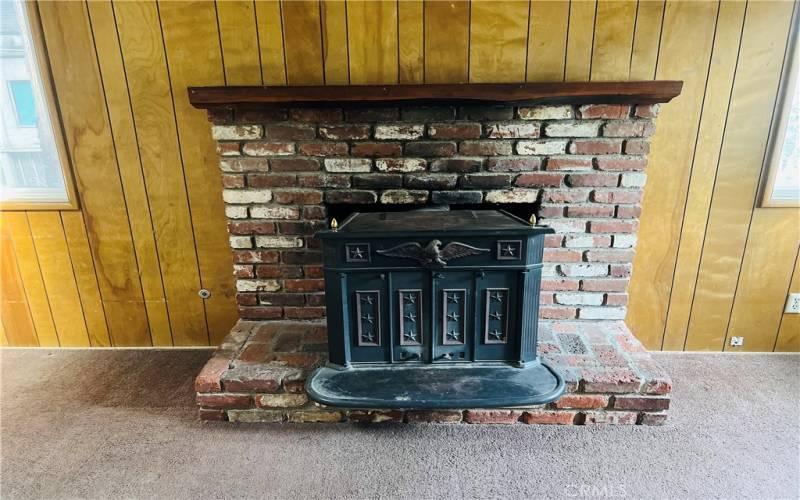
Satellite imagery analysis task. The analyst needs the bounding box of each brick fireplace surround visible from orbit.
[192,89,675,425]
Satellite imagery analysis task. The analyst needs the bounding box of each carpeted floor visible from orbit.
[0,349,797,500]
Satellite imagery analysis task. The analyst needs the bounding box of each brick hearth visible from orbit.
[196,320,670,425]
[193,98,674,424]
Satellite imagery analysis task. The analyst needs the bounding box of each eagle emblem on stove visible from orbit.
[376,240,489,267]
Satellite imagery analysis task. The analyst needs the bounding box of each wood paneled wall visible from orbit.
[0,0,797,351]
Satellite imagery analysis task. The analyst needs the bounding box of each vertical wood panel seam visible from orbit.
[317,0,326,85]
[651,0,669,79]
[5,220,42,345]
[154,1,211,345]
[87,0,157,346]
[212,1,228,86]
[683,0,748,350]
[23,214,60,346]
[344,0,351,84]
[660,0,724,349]
[395,0,400,85]
[587,0,597,81]
[721,5,795,348]
[773,247,800,351]
[56,212,94,344]
[467,0,472,82]
[627,0,641,80]
[252,1,264,85]
[278,1,289,85]
[562,1,572,81]
[523,0,532,82]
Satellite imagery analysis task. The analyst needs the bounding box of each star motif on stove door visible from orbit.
[447,311,460,322]
[446,293,460,304]
[360,313,374,324]
[360,295,374,305]
[502,245,516,256]
[403,330,418,342]
[490,292,504,302]
[361,331,375,343]
[488,329,504,340]
[447,330,461,341]
[489,311,503,321]
[350,247,365,260]
[404,294,416,304]
[403,312,417,323]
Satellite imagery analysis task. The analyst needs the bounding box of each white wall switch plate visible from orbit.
[785,293,800,314]
[730,336,744,347]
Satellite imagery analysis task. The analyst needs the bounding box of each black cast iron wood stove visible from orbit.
[307,208,565,409]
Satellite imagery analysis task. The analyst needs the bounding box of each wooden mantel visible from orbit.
[187,81,682,109]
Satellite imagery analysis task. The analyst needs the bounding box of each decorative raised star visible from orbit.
[404,294,417,304]
[403,330,418,342]
[447,330,461,341]
[447,311,460,322]
[489,311,503,321]
[350,247,365,259]
[447,293,460,304]
[502,244,516,256]
[360,313,374,324]
[404,312,417,323]
[490,292,504,302]
[361,331,375,342]
[488,329,504,340]
[360,295,374,305]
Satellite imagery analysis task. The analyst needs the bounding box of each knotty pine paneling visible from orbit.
[1,0,796,351]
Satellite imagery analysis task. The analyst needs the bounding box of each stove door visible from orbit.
[432,271,473,363]
[391,271,431,364]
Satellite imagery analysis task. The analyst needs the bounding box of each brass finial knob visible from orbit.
[529,214,537,226]
[330,218,338,231]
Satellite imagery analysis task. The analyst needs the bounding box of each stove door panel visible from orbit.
[432,271,473,363]
[390,271,430,364]
[475,270,518,361]
[347,272,390,363]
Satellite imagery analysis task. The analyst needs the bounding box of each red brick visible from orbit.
[611,264,632,277]
[319,124,370,140]
[304,266,324,279]
[274,190,324,205]
[197,394,252,409]
[269,158,321,172]
[624,139,650,155]
[566,173,619,188]
[242,142,294,156]
[613,396,670,411]
[234,266,255,279]
[554,394,609,409]
[538,205,564,218]
[581,279,628,292]
[347,410,404,423]
[236,293,258,305]
[485,157,542,172]
[581,368,642,393]
[404,141,457,157]
[289,108,343,123]
[350,142,403,157]
[238,306,283,319]
[219,158,269,172]
[430,158,482,173]
[565,234,612,248]
[569,138,622,155]
[256,266,303,279]
[546,157,593,171]
[302,206,326,219]
[284,306,326,319]
[541,278,580,291]
[233,250,280,264]
[541,188,591,203]
[583,411,638,425]
[459,141,513,156]
[540,293,554,305]
[464,410,521,424]
[278,221,325,235]
[209,107,234,123]
[544,234,565,248]
[539,306,577,319]
[603,120,655,137]
[616,205,642,218]
[344,107,399,122]
[579,104,630,119]
[247,173,297,188]
[428,122,482,139]
[585,249,635,263]
[634,104,659,118]
[543,249,582,263]
[515,172,565,187]
[405,410,463,423]
[298,142,349,156]
[605,293,629,306]
[521,410,576,425]
[324,190,378,204]
[235,107,287,123]
[595,156,647,171]
[228,220,276,235]
[305,293,325,305]
[565,204,615,218]
[264,124,315,140]
[199,409,227,421]
[195,356,231,392]
[283,279,325,292]
[590,220,639,234]
[222,174,245,188]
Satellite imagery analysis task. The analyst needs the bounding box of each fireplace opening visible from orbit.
[325,202,541,226]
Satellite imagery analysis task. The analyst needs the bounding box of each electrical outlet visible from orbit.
[730,336,744,347]
[785,293,800,314]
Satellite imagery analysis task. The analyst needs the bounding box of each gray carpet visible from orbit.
[0,349,797,500]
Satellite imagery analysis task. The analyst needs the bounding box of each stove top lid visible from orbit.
[320,209,553,237]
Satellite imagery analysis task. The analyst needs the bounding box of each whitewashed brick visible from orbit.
[547,219,587,234]
[578,306,627,320]
[485,189,539,203]
[222,189,272,204]
[375,158,427,172]
[242,142,294,156]
[324,158,372,173]
[225,206,248,219]
[559,264,608,277]
[255,393,309,408]
[236,279,281,292]
[212,125,262,140]
[249,206,300,219]
[565,235,595,248]
[519,105,574,120]
[485,122,540,139]
[516,139,569,155]
[255,236,304,248]
[545,121,602,138]
[380,190,429,204]
[374,124,424,140]
[233,265,252,276]
[613,235,638,248]
[542,264,557,277]
[621,172,647,188]
[555,292,605,306]
[229,236,252,249]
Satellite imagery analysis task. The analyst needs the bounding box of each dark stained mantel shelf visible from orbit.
[187,81,683,109]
